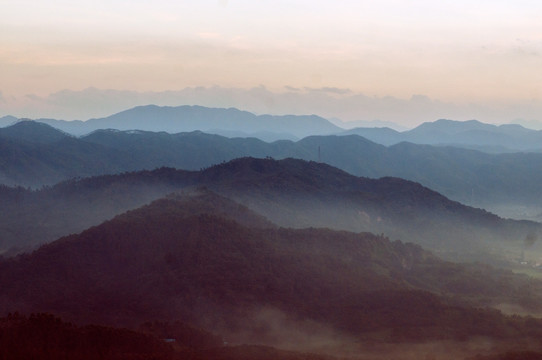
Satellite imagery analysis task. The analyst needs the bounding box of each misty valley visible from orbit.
[2,106,542,359]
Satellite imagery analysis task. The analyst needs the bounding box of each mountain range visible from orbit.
[25,105,341,141]
[8,105,542,152]
[1,157,539,267]
[343,118,542,152]
[1,120,542,221]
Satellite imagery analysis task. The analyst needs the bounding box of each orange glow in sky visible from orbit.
[1,1,542,126]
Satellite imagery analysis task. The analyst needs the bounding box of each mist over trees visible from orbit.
[0,157,539,265]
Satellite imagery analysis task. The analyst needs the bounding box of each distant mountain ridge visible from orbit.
[7,105,542,151]
[30,104,342,140]
[0,115,17,128]
[3,121,542,216]
[0,121,137,186]
[343,118,542,152]
[1,157,539,265]
[0,120,71,144]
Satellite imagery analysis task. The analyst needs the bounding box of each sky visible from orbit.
[1,0,542,128]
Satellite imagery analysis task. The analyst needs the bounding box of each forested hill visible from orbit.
[2,120,542,213]
[1,190,542,347]
[0,158,539,264]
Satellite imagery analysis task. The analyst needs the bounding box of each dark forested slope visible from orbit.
[0,158,539,263]
[1,191,542,346]
[2,121,542,213]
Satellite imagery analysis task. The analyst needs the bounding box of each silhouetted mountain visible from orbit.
[0,120,71,144]
[84,129,542,210]
[195,158,542,261]
[0,129,137,187]
[0,168,194,254]
[0,122,303,187]
[300,136,542,211]
[295,135,542,209]
[3,122,542,216]
[0,313,175,360]
[3,121,542,222]
[0,312,339,359]
[0,115,18,127]
[36,105,342,138]
[340,127,403,146]
[82,129,279,171]
[11,111,542,151]
[331,118,408,131]
[1,190,542,356]
[0,158,539,264]
[206,129,300,142]
[342,119,542,152]
[475,351,542,360]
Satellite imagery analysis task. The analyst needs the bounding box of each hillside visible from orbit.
[0,313,175,360]
[82,128,542,210]
[0,115,17,127]
[0,158,539,266]
[0,313,334,360]
[0,121,141,187]
[2,122,542,218]
[0,120,71,144]
[1,191,542,359]
[197,158,542,261]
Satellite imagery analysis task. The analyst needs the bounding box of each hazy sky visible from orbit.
[2,1,542,127]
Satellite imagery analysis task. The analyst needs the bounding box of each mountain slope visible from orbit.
[340,127,403,146]
[0,313,175,360]
[0,121,143,187]
[1,191,542,348]
[196,158,541,261]
[0,120,71,144]
[79,129,542,209]
[37,105,342,138]
[63,128,542,209]
[2,122,542,216]
[0,115,17,127]
[343,119,542,152]
[0,158,539,264]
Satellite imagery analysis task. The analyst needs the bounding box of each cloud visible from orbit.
[284,86,301,92]
[25,94,42,101]
[304,87,353,95]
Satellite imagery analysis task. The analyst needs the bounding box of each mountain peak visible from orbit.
[36,104,341,139]
[0,120,70,144]
[198,157,353,192]
[411,119,489,134]
[122,188,276,229]
[0,115,18,127]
